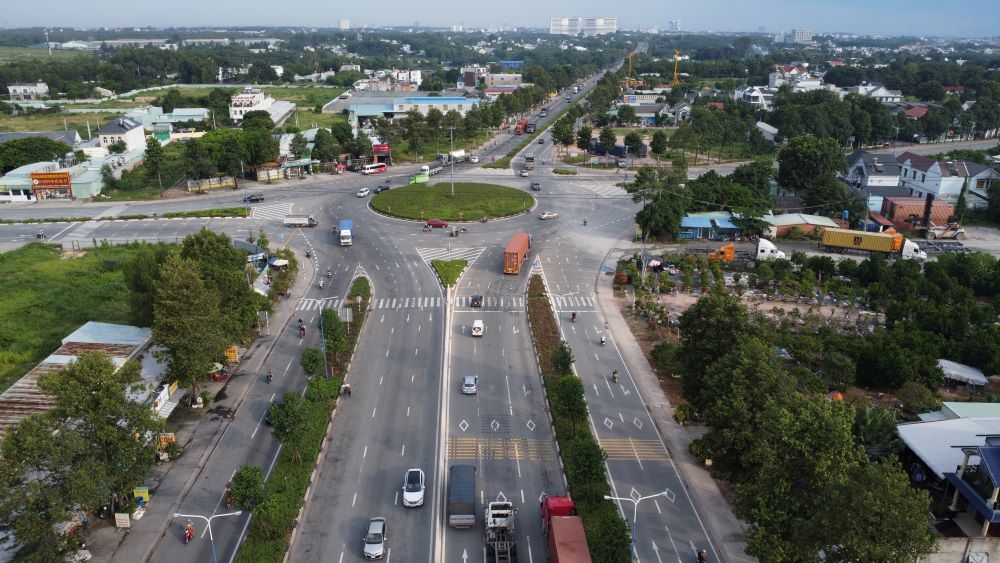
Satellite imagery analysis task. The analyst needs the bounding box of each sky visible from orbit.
[0,0,997,38]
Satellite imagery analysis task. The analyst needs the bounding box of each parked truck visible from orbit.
[541,495,592,563]
[338,220,353,246]
[503,233,531,275]
[447,465,477,528]
[485,501,518,563]
[283,214,318,227]
[820,227,927,260]
[709,239,786,262]
[438,149,469,165]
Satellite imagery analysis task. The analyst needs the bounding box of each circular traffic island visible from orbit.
[371,182,533,222]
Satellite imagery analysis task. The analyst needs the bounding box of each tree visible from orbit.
[107,140,128,154]
[311,128,336,162]
[576,125,593,151]
[552,120,574,151]
[230,464,267,511]
[242,128,279,165]
[122,243,173,326]
[599,126,617,151]
[732,160,775,200]
[0,353,161,559]
[321,309,347,360]
[241,110,275,131]
[143,136,165,190]
[269,392,308,462]
[289,132,309,160]
[616,104,637,126]
[627,164,690,238]
[552,341,574,375]
[563,436,608,503]
[677,290,753,408]
[183,138,215,180]
[852,405,901,460]
[777,135,846,192]
[400,109,429,155]
[915,80,946,103]
[623,131,643,154]
[152,254,227,405]
[300,348,324,378]
[549,375,588,438]
[650,130,668,157]
[0,136,72,173]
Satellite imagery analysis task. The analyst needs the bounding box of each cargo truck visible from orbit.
[515,118,529,135]
[437,149,469,165]
[524,155,535,170]
[338,220,353,246]
[283,214,318,227]
[447,465,477,528]
[820,227,927,260]
[709,239,786,262]
[420,163,444,176]
[503,233,531,275]
[526,122,537,134]
[485,501,518,563]
[541,495,592,563]
[408,173,430,185]
[540,108,549,118]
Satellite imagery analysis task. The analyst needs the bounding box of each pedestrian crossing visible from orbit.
[549,294,597,312]
[251,202,295,221]
[600,438,671,461]
[447,436,556,461]
[454,295,524,311]
[416,246,486,265]
[296,296,444,311]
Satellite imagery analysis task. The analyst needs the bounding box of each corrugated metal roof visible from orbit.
[898,418,1000,479]
[680,216,713,228]
[942,402,1000,420]
[765,213,839,227]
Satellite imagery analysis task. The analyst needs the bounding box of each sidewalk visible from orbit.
[594,252,756,563]
[83,250,315,563]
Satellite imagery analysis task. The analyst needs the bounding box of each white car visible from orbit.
[538,211,559,220]
[356,187,370,198]
[520,169,530,177]
[472,320,484,336]
[402,468,425,507]
[469,155,480,163]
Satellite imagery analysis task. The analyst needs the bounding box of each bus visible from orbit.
[361,163,387,175]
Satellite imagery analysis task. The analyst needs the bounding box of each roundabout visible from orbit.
[370,182,534,222]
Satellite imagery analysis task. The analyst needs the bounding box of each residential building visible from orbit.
[98,117,145,153]
[293,69,336,83]
[347,94,480,133]
[897,151,1000,209]
[484,73,522,88]
[671,101,692,123]
[339,19,350,30]
[763,213,839,237]
[755,121,779,143]
[736,85,775,110]
[842,83,902,103]
[7,80,49,101]
[228,87,295,126]
[94,39,169,49]
[843,150,910,214]
[549,17,618,36]
[880,196,956,232]
[340,64,362,72]
[0,130,82,147]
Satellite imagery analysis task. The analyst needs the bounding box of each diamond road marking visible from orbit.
[526,419,536,431]
[604,418,615,430]
[664,488,676,503]
[632,417,644,430]
[630,487,641,502]
[495,491,508,502]
[491,419,500,432]
[459,420,469,432]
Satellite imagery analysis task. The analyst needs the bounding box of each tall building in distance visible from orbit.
[338,19,350,30]
[549,17,618,36]
[775,28,814,43]
[667,20,681,32]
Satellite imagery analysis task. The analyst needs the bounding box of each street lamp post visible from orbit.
[173,511,242,563]
[604,490,672,563]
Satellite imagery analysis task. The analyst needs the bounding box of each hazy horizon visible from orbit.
[0,0,997,39]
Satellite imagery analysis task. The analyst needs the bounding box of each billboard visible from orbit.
[372,144,391,155]
[30,171,71,188]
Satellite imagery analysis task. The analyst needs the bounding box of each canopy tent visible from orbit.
[939,358,988,386]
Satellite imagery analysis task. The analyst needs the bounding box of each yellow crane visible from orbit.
[671,49,681,87]
[621,50,642,90]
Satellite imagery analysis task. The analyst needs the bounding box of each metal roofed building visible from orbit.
[0,322,156,440]
[125,106,210,132]
[0,130,82,147]
[347,94,480,132]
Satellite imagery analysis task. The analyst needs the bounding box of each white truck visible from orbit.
[338,219,353,246]
[283,215,318,227]
[485,501,518,563]
[438,149,469,165]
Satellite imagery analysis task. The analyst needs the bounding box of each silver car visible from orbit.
[363,517,387,559]
[462,375,478,395]
[402,468,425,507]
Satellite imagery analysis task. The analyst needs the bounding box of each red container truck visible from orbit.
[515,118,529,135]
[541,495,592,563]
[503,232,531,275]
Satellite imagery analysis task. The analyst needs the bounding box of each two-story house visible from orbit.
[97,117,145,153]
[897,151,1000,210]
[843,150,910,213]
[7,81,49,101]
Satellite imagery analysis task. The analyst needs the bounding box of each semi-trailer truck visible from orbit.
[541,495,591,563]
[485,501,518,563]
[283,215,318,227]
[447,465,477,528]
[338,220,353,246]
[820,227,927,260]
[503,233,531,275]
[515,118,529,135]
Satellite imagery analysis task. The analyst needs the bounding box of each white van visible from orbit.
[471,320,484,337]
[420,165,430,173]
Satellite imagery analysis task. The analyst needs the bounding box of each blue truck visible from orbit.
[338,220,353,246]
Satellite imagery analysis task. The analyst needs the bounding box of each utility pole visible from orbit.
[969,121,976,149]
[892,125,901,150]
[449,126,456,197]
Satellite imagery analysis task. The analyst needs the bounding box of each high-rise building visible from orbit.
[791,29,813,43]
[549,17,618,36]
[667,20,681,32]
[338,19,350,30]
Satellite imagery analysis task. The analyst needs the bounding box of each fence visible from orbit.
[186,176,236,192]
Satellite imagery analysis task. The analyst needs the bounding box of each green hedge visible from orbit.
[237,278,371,562]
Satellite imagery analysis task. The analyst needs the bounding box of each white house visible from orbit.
[97,117,145,153]
[7,81,49,101]
[897,151,1000,210]
[842,84,903,103]
[843,150,911,212]
[228,87,295,126]
[736,85,775,110]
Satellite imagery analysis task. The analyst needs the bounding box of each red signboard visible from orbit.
[30,172,71,188]
[372,144,391,155]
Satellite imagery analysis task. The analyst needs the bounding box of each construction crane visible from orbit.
[621,50,643,90]
[671,48,681,87]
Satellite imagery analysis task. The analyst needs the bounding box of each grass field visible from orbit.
[100,142,188,201]
[0,243,142,393]
[0,46,89,63]
[0,111,125,136]
[431,259,468,287]
[371,182,533,221]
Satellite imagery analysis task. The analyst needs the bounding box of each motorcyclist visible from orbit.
[612,370,619,383]
[184,520,195,544]
[571,312,577,323]
[600,335,606,345]
[266,369,273,383]
[583,219,587,226]
[225,485,233,509]
[298,318,303,328]
[697,549,709,562]
[326,268,332,278]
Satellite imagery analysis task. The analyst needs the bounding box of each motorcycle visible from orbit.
[612,371,619,383]
[326,269,332,279]
[459,227,468,233]
[600,335,606,346]
[583,219,587,226]
[319,279,324,289]
[183,523,195,544]
[266,370,273,384]
[299,326,306,339]
[480,217,488,223]
[225,487,233,510]
[422,226,431,232]
[571,312,577,323]
[305,250,312,258]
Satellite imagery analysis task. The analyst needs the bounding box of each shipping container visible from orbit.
[503,232,531,274]
[821,228,901,253]
[541,496,592,563]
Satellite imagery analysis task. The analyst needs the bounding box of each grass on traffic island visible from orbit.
[525,274,631,562]
[237,277,371,563]
[0,207,249,225]
[431,259,467,288]
[371,182,532,221]
[552,168,577,175]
